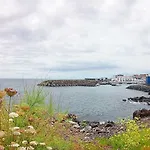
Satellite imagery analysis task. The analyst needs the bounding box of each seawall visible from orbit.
[37,79,99,87]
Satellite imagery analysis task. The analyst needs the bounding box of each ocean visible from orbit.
[0,79,149,122]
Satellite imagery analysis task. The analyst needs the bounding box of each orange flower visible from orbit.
[16,111,24,116]
[0,90,6,99]
[4,88,17,97]
[28,117,34,122]
[21,106,30,111]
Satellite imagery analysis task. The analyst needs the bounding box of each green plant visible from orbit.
[21,86,46,109]
[109,119,150,150]
[47,95,54,116]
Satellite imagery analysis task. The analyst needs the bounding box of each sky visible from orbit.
[0,0,150,79]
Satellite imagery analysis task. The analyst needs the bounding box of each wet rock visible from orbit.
[89,122,99,128]
[105,121,115,127]
[127,96,150,103]
[122,99,127,102]
[133,109,150,119]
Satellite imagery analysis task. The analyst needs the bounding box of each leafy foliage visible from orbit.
[109,119,150,150]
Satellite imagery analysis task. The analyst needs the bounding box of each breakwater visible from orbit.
[37,79,99,87]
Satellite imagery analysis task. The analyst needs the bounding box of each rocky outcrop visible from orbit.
[68,119,125,140]
[127,85,150,93]
[38,80,98,87]
[128,96,150,103]
[58,112,150,141]
[61,114,126,140]
[133,109,150,119]
[122,96,150,105]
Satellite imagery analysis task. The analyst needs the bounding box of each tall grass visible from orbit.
[21,86,46,108]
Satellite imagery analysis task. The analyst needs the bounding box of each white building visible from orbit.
[111,75,136,83]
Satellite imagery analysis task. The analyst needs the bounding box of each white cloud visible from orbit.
[0,0,150,78]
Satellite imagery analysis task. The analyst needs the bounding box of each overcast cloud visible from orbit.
[0,0,150,79]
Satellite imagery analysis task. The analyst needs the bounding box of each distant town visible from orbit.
[38,74,150,87]
[90,73,149,85]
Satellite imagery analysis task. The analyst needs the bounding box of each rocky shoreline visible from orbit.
[127,84,150,94]
[61,109,150,141]
[123,96,150,105]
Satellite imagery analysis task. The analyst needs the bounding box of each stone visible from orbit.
[122,99,126,102]
[68,121,78,125]
[80,128,85,133]
[89,122,99,128]
[84,125,92,131]
[133,109,150,119]
[105,121,115,127]
[72,124,80,129]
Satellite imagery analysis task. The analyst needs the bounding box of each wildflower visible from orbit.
[28,126,34,129]
[5,88,17,97]
[25,126,36,134]
[0,145,4,150]
[30,141,38,146]
[18,147,26,150]
[13,131,21,136]
[0,90,6,99]
[27,146,34,150]
[16,110,25,116]
[39,142,46,146]
[11,127,20,131]
[22,140,28,145]
[0,131,5,138]
[28,117,34,122]
[9,112,19,118]
[21,105,30,111]
[47,146,53,150]
[9,118,13,122]
[10,142,20,147]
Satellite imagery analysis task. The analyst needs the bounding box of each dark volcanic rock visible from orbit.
[127,85,150,93]
[122,99,127,102]
[105,121,115,127]
[133,109,150,119]
[127,96,150,104]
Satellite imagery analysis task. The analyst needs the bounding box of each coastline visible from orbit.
[64,109,150,140]
[127,84,150,93]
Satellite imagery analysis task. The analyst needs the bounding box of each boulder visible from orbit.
[122,99,126,102]
[105,121,115,127]
[89,122,99,128]
[133,109,150,119]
